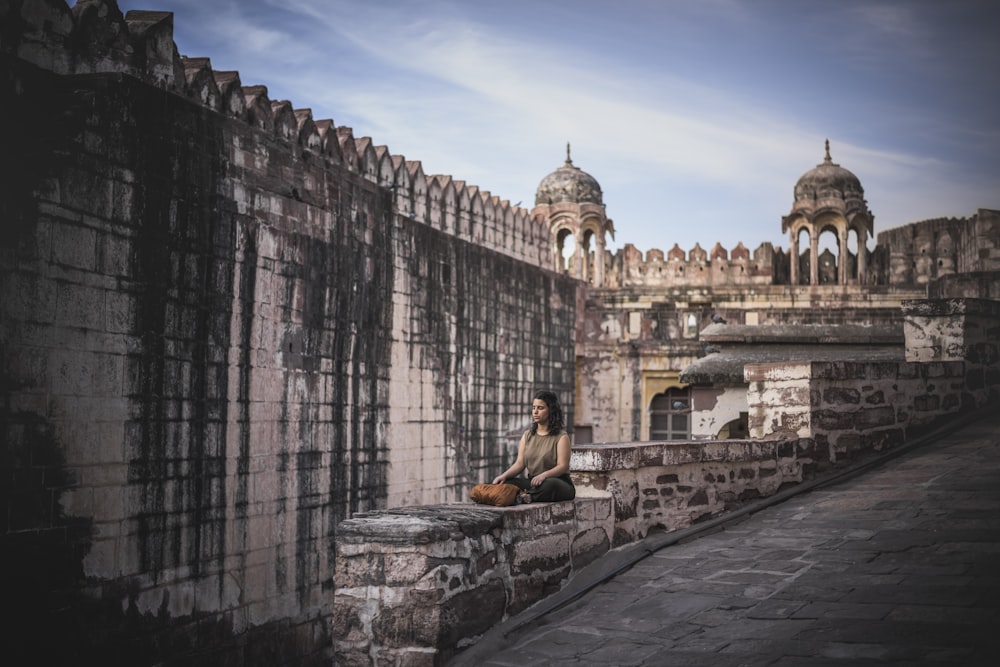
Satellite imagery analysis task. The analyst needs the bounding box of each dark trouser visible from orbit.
[508,475,575,502]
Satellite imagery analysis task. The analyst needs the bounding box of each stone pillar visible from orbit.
[789,233,799,285]
[809,232,819,286]
[839,228,848,285]
[858,230,868,284]
[595,235,606,286]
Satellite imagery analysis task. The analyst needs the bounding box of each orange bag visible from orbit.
[469,483,521,507]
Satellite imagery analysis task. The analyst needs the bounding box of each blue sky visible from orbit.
[115,0,999,255]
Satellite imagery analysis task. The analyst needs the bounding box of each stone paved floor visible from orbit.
[452,413,1000,666]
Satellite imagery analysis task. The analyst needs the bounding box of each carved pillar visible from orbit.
[858,230,868,284]
[839,227,848,285]
[809,230,819,286]
[595,235,606,286]
[790,232,799,285]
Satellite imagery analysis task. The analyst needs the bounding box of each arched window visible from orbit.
[649,388,690,441]
[556,228,576,273]
[796,228,811,285]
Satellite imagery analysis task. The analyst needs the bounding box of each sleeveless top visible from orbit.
[523,430,572,483]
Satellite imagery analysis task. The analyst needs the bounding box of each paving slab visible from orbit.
[450,412,1000,666]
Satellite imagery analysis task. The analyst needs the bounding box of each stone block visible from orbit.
[662,443,704,465]
[371,598,441,648]
[744,362,812,383]
[508,574,546,615]
[510,533,571,576]
[823,386,860,405]
[438,579,506,647]
[51,220,97,270]
[913,394,941,412]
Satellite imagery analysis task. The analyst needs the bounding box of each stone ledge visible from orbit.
[572,438,807,472]
[333,493,614,664]
[902,296,1000,317]
[336,505,502,545]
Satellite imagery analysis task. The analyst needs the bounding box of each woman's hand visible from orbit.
[492,475,506,485]
[530,473,546,487]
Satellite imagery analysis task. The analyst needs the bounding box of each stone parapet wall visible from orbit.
[333,435,828,664]
[745,359,967,456]
[746,297,1000,454]
[333,496,613,665]
[571,437,824,545]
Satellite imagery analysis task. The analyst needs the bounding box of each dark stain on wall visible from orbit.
[0,411,93,665]
[122,78,232,582]
[402,220,577,489]
[234,219,258,587]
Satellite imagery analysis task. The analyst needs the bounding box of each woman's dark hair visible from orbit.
[531,390,565,435]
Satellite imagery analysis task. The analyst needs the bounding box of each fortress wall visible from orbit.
[610,242,780,289]
[0,2,576,663]
[876,211,1000,286]
[1,56,389,664]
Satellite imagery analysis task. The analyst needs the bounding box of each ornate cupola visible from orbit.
[535,144,604,206]
[782,140,875,285]
[531,144,614,286]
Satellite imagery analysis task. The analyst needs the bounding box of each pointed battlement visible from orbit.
[608,241,785,287]
[2,0,547,265]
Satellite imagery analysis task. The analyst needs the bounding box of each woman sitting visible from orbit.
[493,390,575,503]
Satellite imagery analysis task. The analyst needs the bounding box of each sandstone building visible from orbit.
[1,1,997,665]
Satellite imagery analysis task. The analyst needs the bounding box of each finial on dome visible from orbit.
[824,138,832,163]
[566,141,573,166]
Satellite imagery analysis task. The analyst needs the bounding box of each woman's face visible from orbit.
[532,399,550,425]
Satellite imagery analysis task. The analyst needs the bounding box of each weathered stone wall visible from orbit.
[575,284,924,443]
[0,2,576,663]
[877,209,1000,286]
[745,360,967,459]
[690,384,747,439]
[1,60,390,664]
[744,297,1000,458]
[387,222,577,507]
[902,297,1000,398]
[571,437,823,545]
[333,435,825,664]
[333,496,613,665]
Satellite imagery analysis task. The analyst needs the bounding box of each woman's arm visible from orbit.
[529,433,571,487]
[493,433,527,484]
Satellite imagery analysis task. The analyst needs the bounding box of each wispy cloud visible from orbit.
[117,0,1000,251]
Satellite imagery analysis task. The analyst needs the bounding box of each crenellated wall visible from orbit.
[876,209,1000,286]
[0,1,576,664]
[607,240,784,288]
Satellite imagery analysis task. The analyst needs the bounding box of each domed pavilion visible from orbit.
[531,143,615,285]
[782,140,875,285]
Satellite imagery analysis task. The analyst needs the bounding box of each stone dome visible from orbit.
[534,144,603,206]
[793,140,864,204]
